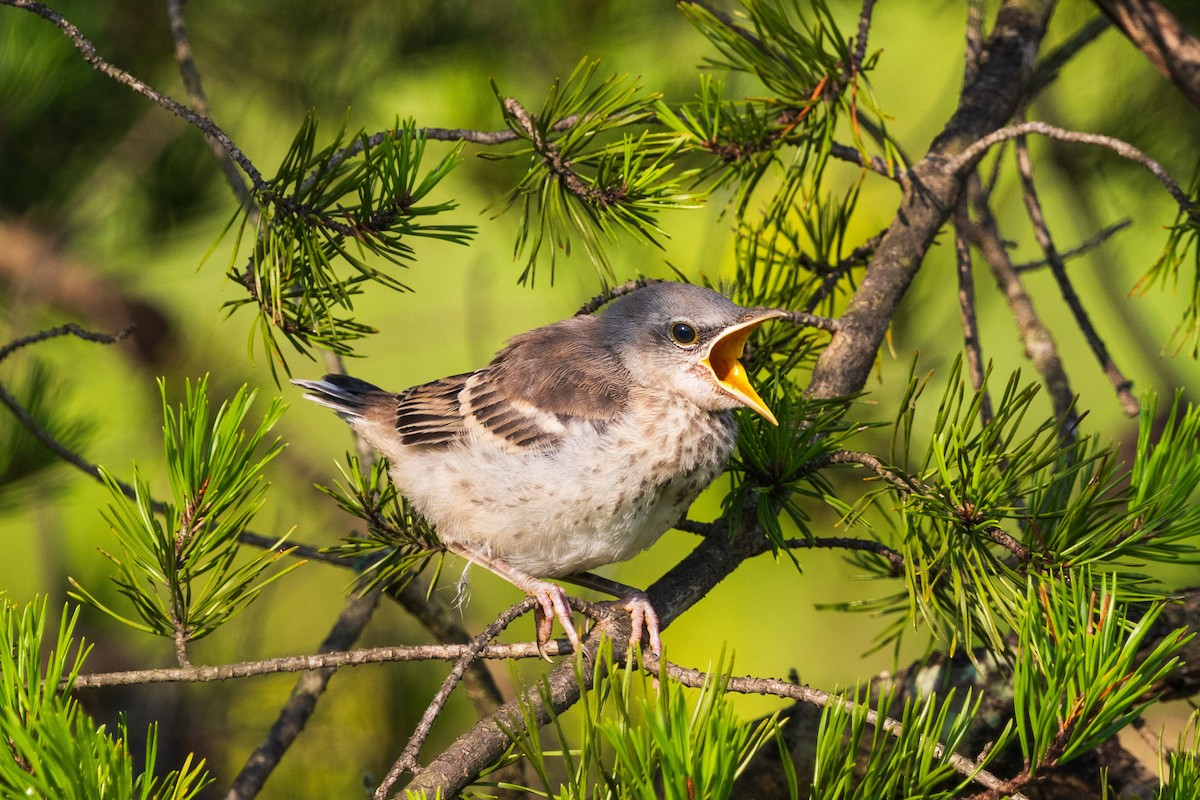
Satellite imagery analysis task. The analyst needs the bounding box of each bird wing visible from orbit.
[393,373,471,446]
[395,316,629,451]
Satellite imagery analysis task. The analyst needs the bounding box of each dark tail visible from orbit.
[291,374,386,420]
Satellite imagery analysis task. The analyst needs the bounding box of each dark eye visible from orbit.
[669,322,698,346]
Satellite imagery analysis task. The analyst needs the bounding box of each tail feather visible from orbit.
[291,374,386,420]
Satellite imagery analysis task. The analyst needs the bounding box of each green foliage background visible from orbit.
[1,0,1198,795]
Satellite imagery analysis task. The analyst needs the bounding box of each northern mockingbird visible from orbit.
[295,282,782,654]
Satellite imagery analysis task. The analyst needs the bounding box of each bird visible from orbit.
[294,282,783,655]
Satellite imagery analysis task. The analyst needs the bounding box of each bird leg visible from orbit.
[447,545,582,657]
[562,572,662,656]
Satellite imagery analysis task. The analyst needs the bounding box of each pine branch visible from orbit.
[1092,0,1200,110]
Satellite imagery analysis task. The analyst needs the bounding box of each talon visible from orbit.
[617,592,661,656]
[530,581,581,656]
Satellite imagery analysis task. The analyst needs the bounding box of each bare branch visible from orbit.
[1028,15,1113,96]
[945,121,1199,217]
[778,310,841,332]
[851,0,878,74]
[1013,218,1132,272]
[785,536,904,574]
[374,599,539,797]
[71,637,575,690]
[955,198,994,426]
[828,140,906,181]
[2,0,266,191]
[165,0,252,206]
[0,325,148,502]
[575,277,665,316]
[1013,130,1139,416]
[961,176,1081,443]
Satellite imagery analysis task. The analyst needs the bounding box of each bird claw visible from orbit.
[530,581,581,659]
[612,592,661,657]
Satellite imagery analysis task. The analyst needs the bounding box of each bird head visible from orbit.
[601,283,785,424]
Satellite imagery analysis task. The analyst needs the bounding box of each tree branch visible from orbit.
[374,599,539,797]
[945,120,1199,217]
[806,0,1055,401]
[1092,0,1200,110]
[1012,218,1132,272]
[165,0,252,206]
[961,174,1082,442]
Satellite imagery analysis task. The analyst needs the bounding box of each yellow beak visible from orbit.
[702,309,786,425]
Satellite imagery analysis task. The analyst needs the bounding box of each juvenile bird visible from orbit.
[294,282,782,654]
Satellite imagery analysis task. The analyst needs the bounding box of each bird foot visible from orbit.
[600,592,661,657]
[525,579,582,659]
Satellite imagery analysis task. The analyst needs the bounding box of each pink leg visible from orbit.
[448,545,580,655]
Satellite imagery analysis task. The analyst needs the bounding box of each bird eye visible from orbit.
[669,321,698,346]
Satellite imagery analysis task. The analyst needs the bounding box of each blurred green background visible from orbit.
[1,0,1198,794]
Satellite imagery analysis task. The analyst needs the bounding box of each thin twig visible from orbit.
[3,0,266,191]
[0,324,150,503]
[575,277,664,316]
[224,588,382,800]
[1013,218,1132,272]
[821,449,926,493]
[778,310,842,332]
[828,141,905,181]
[1028,15,1112,97]
[804,231,885,313]
[962,174,1081,444]
[0,322,134,364]
[72,636,573,689]
[165,0,252,206]
[373,599,538,798]
[676,520,903,572]
[851,0,878,74]
[945,121,1199,217]
[643,657,1029,800]
[387,576,509,715]
[785,536,904,574]
[1014,129,1139,416]
[954,197,994,426]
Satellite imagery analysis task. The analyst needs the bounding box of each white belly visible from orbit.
[386,403,737,577]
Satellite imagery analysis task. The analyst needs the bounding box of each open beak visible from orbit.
[703,309,786,425]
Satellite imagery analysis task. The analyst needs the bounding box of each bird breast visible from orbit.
[387,397,738,578]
